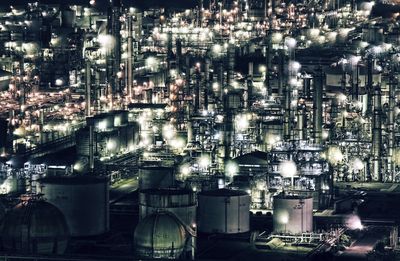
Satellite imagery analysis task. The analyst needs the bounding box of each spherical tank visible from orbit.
[134,212,186,259]
[139,166,174,190]
[0,199,69,254]
[273,194,313,234]
[38,176,109,237]
[139,188,196,227]
[198,189,250,234]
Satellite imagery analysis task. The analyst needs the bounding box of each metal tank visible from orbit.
[134,212,187,259]
[0,198,69,254]
[139,166,174,190]
[38,176,109,237]
[273,194,313,234]
[197,189,250,234]
[139,188,196,226]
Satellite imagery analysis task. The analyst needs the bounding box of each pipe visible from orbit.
[313,69,323,144]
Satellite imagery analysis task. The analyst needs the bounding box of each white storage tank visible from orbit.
[198,189,250,234]
[139,188,196,227]
[273,194,313,234]
[139,166,174,190]
[38,176,109,237]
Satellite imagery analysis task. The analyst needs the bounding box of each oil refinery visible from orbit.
[0,0,400,260]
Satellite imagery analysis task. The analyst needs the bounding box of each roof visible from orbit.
[38,175,108,185]
[200,188,248,197]
[140,188,193,195]
[234,151,269,166]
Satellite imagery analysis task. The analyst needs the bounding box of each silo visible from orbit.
[139,166,174,190]
[38,176,109,237]
[0,199,69,254]
[198,189,250,234]
[139,188,196,226]
[273,194,313,234]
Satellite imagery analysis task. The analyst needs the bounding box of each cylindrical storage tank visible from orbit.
[198,189,250,234]
[139,188,196,226]
[0,199,69,254]
[273,194,313,234]
[134,212,187,259]
[139,167,174,190]
[38,176,109,237]
[61,8,76,28]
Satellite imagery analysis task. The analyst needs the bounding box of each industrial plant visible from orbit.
[0,0,399,260]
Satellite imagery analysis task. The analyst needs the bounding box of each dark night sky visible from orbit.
[0,0,198,10]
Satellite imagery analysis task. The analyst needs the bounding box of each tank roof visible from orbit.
[140,188,193,195]
[200,188,248,197]
[38,175,108,185]
[134,212,186,259]
[274,193,312,200]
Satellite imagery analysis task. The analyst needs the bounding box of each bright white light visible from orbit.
[279,160,297,178]
[345,214,364,230]
[106,139,117,151]
[235,114,249,131]
[352,158,364,170]
[198,155,210,169]
[285,37,297,49]
[162,124,176,140]
[225,161,239,176]
[98,34,116,50]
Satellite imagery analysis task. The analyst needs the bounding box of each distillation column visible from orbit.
[313,69,323,144]
[371,85,382,181]
[127,15,133,99]
[85,60,91,117]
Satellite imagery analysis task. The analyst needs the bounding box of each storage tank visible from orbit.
[139,166,174,190]
[134,212,187,259]
[61,8,76,28]
[273,194,313,234]
[0,198,69,254]
[38,176,109,237]
[198,189,250,234]
[139,188,196,226]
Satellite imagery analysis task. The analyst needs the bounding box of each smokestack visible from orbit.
[278,49,285,96]
[107,0,122,96]
[127,15,133,99]
[372,85,382,181]
[366,57,373,116]
[194,67,201,112]
[296,102,306,140]
[313,69,323,144]
[227,43,235,86]
[39,109,44,144]
[176,38,182,72]
[87,118,95,172]
[85,60,91,117]
[185,55,191,96]
[0,118,7,156]
[204,58,211,109]
[388,77,396,181]
[303,75,311,98]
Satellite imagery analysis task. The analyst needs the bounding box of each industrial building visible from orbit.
[0,0,399,260]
